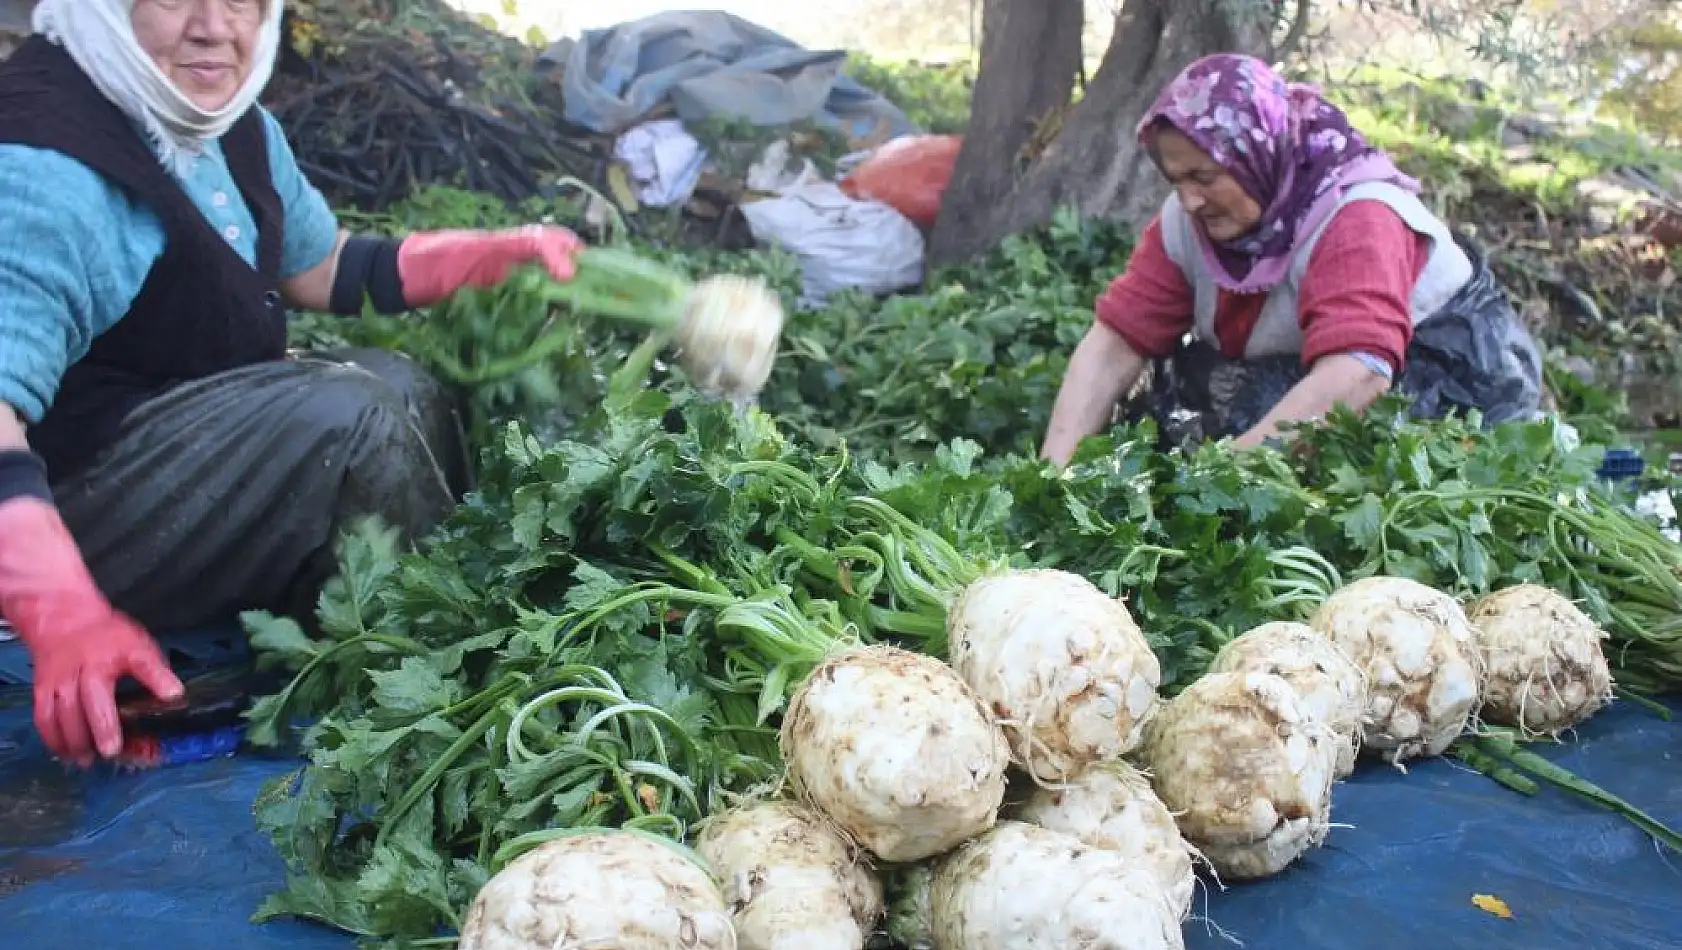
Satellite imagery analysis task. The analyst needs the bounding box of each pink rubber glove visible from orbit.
[0,497,183,766]
[396,224,585,309]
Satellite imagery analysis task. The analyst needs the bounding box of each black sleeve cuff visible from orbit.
[0,449,52,505]
[328,236,409,316]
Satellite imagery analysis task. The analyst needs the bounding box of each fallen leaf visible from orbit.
[1472,893,1513,919]
[637,783,661,813]
[606,164,641,214]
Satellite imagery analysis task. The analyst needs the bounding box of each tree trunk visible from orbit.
[928,0,1275,266]
[928,0,1085,256]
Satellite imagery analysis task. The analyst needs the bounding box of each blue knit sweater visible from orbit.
[0,107,340,424]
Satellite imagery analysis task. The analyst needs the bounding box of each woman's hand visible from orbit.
[397,225,586,309]
[0,411,181,766]
[0,496,182,766]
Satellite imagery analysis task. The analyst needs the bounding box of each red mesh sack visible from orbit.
[838,134,963,229]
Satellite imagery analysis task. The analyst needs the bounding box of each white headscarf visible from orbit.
[32,0,286,176]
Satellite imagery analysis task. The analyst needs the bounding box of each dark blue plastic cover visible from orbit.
[0,694,1676,949]
[0,624,251,688]
[1598,448,1647,482]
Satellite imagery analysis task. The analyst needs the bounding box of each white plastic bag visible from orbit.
[741,183,925,307]
[611,119,707,207]
[739,145,925,309]
[1636,489,1680,543]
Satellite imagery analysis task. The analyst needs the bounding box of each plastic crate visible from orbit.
[1597,448,1646,485]
[0,620,250,689]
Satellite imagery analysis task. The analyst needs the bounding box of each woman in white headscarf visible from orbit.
[0,1,583,766]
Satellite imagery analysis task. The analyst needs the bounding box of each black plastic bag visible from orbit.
[1144,233,1542,448]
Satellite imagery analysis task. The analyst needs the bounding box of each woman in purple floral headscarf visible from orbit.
[1041,54,1541,465]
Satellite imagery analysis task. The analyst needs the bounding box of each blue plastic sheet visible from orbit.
[538,11,917,141]
[1183,697,1682,950]
[0,688,1676,949]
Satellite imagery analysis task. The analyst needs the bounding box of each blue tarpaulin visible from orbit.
[0,682,1676,949]
[538,11,917,141]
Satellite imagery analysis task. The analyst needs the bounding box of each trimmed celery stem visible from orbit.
[531,247,692,331]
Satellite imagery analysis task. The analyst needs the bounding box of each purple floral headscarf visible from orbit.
[1137,53,1420,294]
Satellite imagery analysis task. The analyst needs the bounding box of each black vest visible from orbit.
[0,36,288,480]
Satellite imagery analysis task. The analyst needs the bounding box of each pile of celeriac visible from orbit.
[455,565,1621,950]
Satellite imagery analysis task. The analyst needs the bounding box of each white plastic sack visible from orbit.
[1636,489,1680,543]
[744,139,819,194]
[740,180,925,308]
[611,119,707,207]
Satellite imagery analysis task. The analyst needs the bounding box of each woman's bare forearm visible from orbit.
[1234,353,1391,448]
[1041,323,1148,466]
[279,230,351,313]
[0,403,26,451]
